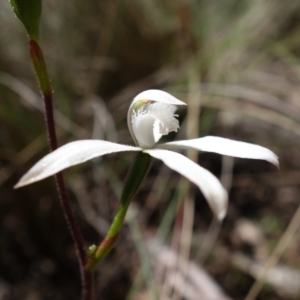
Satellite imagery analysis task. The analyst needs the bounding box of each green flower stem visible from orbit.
[86,151,153,271]
[28,39,92,299]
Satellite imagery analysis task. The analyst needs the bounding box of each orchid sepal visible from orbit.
[14,140,140,188]
[145,149,228,220]
[160,136,279,167]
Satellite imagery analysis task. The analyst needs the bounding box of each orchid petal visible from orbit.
[15,140,140,188]
[145,149,228,220]
[132,89,186,106]
[161,136,279,167]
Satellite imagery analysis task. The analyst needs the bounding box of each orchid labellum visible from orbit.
[15,90,278,221]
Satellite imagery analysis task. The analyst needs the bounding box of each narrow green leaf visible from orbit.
[10,0,41,40]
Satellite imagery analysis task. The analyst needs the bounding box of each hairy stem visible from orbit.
[29,39,93,300]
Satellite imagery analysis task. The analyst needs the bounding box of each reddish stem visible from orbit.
[29,39,93,300]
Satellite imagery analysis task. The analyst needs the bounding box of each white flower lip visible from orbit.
[131,102,180,148]
[15,89,279,221]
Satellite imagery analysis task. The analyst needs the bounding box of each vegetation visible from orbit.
[1,0,300,299]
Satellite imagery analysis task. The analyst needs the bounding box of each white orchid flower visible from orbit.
[15,89,278,220]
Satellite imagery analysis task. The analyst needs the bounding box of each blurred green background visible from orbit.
[1,0,300,299]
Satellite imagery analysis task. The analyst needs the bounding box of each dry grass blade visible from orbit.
[244,204,300,300]
[200,83,300,122]
[233,253,300,298]
[148,241,232,300]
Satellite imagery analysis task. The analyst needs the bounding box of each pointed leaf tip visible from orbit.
[10,0,41,40]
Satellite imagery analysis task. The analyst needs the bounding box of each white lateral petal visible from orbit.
[145,149,228,220]
[15,140,140,188]
[162,136,279,167]
[132,89,186,106]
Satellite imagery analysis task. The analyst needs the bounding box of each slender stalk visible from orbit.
[86,151,153,271]
[244,203,300,300]
[28,39,92,300]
